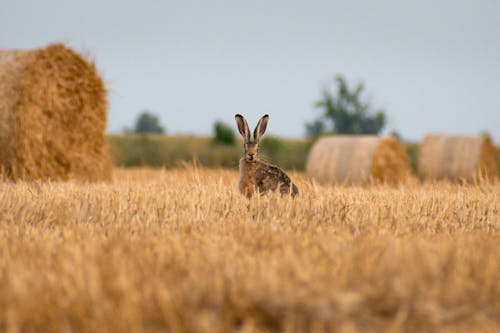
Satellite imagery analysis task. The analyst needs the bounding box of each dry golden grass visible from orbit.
[0,167,499,332]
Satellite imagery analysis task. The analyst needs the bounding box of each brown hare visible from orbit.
[235,114,299,198]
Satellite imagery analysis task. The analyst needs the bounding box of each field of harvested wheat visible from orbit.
[0,167,498,332]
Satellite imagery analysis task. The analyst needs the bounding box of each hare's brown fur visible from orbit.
[235,114,298,198]
[238,158,298,198]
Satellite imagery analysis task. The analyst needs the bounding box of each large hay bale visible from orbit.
[418,134,496,182]
[306,136,409,185]
[0,43,111,181]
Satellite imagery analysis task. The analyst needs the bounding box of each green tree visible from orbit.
[134,111,165,134]
[212,120,236,145]
[306,75,386,136]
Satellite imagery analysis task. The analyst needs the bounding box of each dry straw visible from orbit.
[418,134,496,182]
[0,43,111,181]
[306,135,409,185]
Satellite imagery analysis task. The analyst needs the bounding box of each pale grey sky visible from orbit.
[1,0,499,141]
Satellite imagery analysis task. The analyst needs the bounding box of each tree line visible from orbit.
[130,74,388,143]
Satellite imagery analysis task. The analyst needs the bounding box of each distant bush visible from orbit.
[134,111,165,134]
[213,121,236,145]
[261,136,284,156]
[258,136,308,170]
[405,143,419,173]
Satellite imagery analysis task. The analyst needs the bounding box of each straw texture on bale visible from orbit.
[418,134,496,182]
[306,136,409,186]
[0,43,111,181]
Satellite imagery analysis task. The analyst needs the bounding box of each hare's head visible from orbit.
[235,114,269,162]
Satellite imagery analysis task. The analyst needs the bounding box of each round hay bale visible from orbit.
[418,134,496,182]
[0,43,111,181]
[305,136,409,186]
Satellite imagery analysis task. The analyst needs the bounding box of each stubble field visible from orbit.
[0,167,499,332]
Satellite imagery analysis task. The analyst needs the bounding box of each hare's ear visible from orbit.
[254,114,269,142]
[235,114,250,141]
